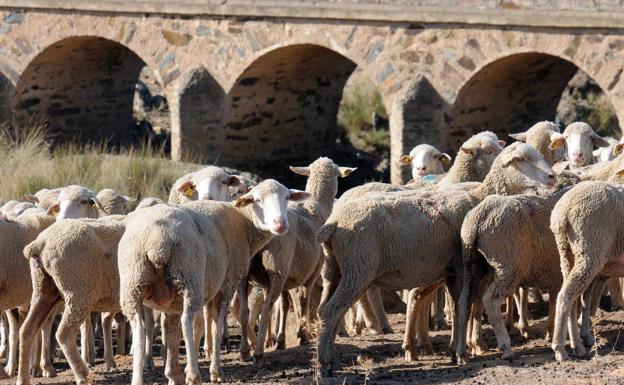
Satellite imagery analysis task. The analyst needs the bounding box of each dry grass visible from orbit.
[0,121,199,202]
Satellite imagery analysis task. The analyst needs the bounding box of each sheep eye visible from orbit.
[80,200,88,205]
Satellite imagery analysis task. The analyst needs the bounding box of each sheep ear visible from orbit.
[338,167,357,178]
[233,191,254,208]
[498,140,507,147]
[508,132,527,142]
[549,133,566,150]
[287,189,311,201]
[89,197,104,211]
[613,143,624,156]
[398,155,413,165]
[592,134,610,148]
[460,147,474,155]
[177,181,196,197]
[227,175,242,187]
[23,194,38,203]
[46,204,60,216]
[439,153,452,166]
[289,166,311,176]
[501,152,524,167]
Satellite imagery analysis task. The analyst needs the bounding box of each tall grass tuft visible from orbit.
[0,121,198,203]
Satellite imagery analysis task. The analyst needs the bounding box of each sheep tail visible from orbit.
[146,241,172,270]
[23,239,45,269]
[316,222,337,245]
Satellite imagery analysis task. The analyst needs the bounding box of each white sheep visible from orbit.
[96,189,137,215]
[549,179,624,361]
[239,158,355,366]
[315,142,556,375]
[592,137,620,162]
[0,213,56,378]
[17,216,126,385]
[23,188,62,210]
[119,179,309,384]
[168,165,242,204]
[398,144,451,181]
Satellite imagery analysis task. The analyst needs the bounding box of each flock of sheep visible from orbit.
[0,120,623,384]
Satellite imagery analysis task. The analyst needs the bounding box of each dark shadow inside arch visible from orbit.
[0,72,14,126]
[13,36,169,148]
[445,52,620,151]
[220,44,358,184]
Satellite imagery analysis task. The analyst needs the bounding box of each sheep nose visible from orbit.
[417,166,426,171]
[571,151,583,160]
[273,218,287,234]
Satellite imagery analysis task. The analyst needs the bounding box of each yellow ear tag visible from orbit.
[184,187,194,197]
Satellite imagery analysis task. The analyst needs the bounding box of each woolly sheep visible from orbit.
[239,158,355,366]
[0,201,19,217]
[593,137,621,162]
[136,197,165,210]
[96,189,137,215]
[168,165,243,204]
[550,121,610,169]
[0,213,56,378]
[23,188,61,210]
[398,144,451,180]
[549,180,624,361]
[315,142,556,374]
[46,185,102,221]
[119,179,309,384]
[17,216,126,385]
[509,120,564,166]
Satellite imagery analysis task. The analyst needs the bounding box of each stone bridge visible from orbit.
[2,0,624,182]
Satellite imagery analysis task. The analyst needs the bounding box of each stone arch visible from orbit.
[13,36,165,146]
[172,67,226,162]
[220,44,358,180]
[444,52,618,151]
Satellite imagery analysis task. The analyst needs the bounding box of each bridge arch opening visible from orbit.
[13,36,169,148]
[219,44,361,183]
[446,52,620,152]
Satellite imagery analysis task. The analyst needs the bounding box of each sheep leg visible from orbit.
[317,272,372,376]
[202,307,212,358]
[553,260,601,362]
[209,289,234,384]
[30,330,42,378]
[567,299,586,358]
[504,296,515,332]
[252,279,282,367]
[275,291,290,351]
[0,313,7,361]
[433,287,446,331]
[160,310,168,363]
[5,309,18,377]
[39,314,56,378]
[515,287,530,339]
[101,312,116,371]
[80,319,95,367]
[416,297,434,356]
[192,311,203,360]
[402,288,420,361]
[297,279,320,345]
[483,281,515,360]
[367,286,393,334]
[162,313,184,385]
[130,308,146,385]
[115,313,127,355]
[606,277,624,310]
[180,309,201,385]
[358,291,380,334]
[237,280,253,362]
[229,292,256,353]
[580,278,603,347]
[468,298,488,356]
[57,311,92,385]
[546,287,557,341]
[16,292,60,385]
[142,308,155,370]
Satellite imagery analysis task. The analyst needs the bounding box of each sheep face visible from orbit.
[234,179,310,235]
[178,166,243,202]
[501,142,557,188]
[290,156,357,180]
[550,122,609,167]
[399,144,450,179]
[229,176,256,200]
[48,185,101,221]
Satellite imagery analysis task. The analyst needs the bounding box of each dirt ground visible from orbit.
[3,309,624,385]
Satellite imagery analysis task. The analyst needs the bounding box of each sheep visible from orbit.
[119,179,309,384]
[509,120,564,166]
[355,131,507,339]
[136,197,165,210]
[593,137,620,163]
[315,142,556,375]
[0,212,57,378]
[230,175,257,200]
[96,189,137,215]
[0,200,19,217]
[398,144,451,181]
[238,158,355,366]
[12,202,37,217]
[549,179,624,361]
[168,165,242,204]
[17,216,126,385]
[46,185,102,221]
[550,121,610,170]
[23,188,62,210]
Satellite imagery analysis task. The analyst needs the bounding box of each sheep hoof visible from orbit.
[456,353,469,366]
[185,374,201,385]
[105,360,117,372]
[144,359,155,371]
[209,371,224,383]
[501,346,516,361]
[42,364,56,378]
[239,349,252,362]
[574,345,587,358]
[381,326,395,334]
[274,339,285,351]
[554,349,569,362]
[582,334,596,347]
[404,348,418,362]
[319,365,333,378]
[252,354,266,368]
[519,329,529,339]
[77,375,93,385]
